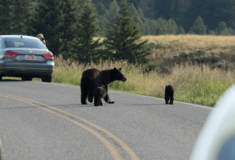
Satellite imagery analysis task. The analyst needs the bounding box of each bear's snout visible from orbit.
[122,77,127,82]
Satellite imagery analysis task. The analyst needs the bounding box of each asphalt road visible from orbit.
[0,80,212,160]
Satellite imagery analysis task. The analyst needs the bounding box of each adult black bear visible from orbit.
[80,67,127,105]
[165,85,174,105]
[94,84,110,106]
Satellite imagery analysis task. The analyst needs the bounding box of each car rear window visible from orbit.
[4,37,47,49]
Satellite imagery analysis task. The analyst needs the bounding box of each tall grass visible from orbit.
[52,54,235,107]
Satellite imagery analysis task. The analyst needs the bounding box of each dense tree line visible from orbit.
[94,0,235,34]
[35,0,235,35]
[36,0,235,35]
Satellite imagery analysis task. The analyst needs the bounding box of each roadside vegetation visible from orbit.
[3,35,233,107]
[51,35,235,107]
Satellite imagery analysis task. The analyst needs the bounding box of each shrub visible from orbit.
[157,65,171,74]
[141,63,158,73]
[212,60,231,71]
[195,50,206,56]
[179,51,188,58]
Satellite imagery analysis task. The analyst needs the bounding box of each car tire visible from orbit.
[42,76,52,83]
[0,75,2,81]
[21,77,33,81]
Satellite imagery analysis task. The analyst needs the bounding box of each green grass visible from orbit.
[176,78,232,106]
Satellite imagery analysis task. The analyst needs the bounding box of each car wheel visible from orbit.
[41,76,52,83]
[0,75,2,81]
[21,77,33,81]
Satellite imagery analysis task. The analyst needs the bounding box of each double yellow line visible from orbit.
[0,93,139,160]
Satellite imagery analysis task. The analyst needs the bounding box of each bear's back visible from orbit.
[82,68,101,79]
[165,85,174,93]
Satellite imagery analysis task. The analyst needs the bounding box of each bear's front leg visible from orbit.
[81,91,88,104]
[165,96,169,104]
[81,95,87,104]
[94,99,103,106]
[94,98,100,106]
[100,101,103,106]
[88,92,93,103]
[170,95,174,105]
[104,94,115,104]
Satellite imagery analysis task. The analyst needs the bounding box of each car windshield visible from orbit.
[4,37,47,49]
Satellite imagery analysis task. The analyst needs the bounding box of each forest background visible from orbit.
[35,0,235,36]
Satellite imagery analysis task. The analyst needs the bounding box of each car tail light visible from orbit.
[4,51,18,57]
[42,53,53,59]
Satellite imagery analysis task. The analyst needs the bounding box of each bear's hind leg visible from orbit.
[170,93,174,105]
[104,94,114,104]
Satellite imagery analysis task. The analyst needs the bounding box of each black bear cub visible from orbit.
[80,67,127,105]
[165,85,174,105]
[94,84,112,106]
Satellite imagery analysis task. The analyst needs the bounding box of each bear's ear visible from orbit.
[119,68,122,71]
[114,67,117,70]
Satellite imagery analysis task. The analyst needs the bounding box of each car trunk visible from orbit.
[7,48,51,63]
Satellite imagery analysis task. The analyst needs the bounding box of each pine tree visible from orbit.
[208,30,216,35]
[155,17,168,35]
[59,0,79,55]
[163,18,178,35]
[27,0,63,55]
[137,7,148,34]
[220,27,233,36]
[97,3,108,36]
[71,4,103,64]
[177,25,185,34]
[11,0,35,35]
[189,16,207,35]
[101,0,120,31]
[129,3,144,34]
[217,21,228,35]
[104,0,151,64]
[145,19,158,35]
[0,0,14,34]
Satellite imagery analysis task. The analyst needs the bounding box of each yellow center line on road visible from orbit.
[0,93,122,160]
[0,93,140,160]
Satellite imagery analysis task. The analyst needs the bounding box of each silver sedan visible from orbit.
[0,35,54,82]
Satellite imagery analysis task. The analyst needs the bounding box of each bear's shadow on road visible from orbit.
[52,104,103,108]
[0,79,22,82]
[52,103,165,109]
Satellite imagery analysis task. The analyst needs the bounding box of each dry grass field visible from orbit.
[143,35,235,64]
[96,35,235,64]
